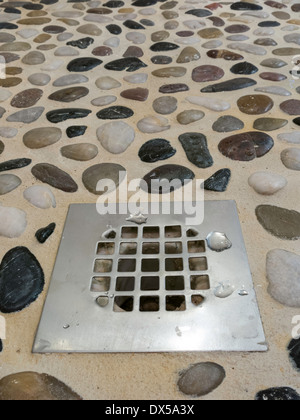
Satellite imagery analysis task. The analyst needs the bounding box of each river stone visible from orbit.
[227,43,267,56]
[177,47,201,63]
[177,110,205,125]
[284,33,300,45]
[150,42,179,52]
[186,96,230,112]
[288,338,300,371]
[0,128,18,138]
[0,247,44,313]
[53,74,89,87]
[178,363,226,397]
[66,126,87,139]
[256,387,300,401]
[280,100,300,115]
[255,86,291,97]
[77,23,102,36]
[6,107,44,123]
[152,55,172,65]
[261,58,287,68]
[96,106,134,119]
[0,141,3,155]
[22,51,45,65]
[28,73,51,86]
[48,86,89,103]
[153,96,177,115]
[260,72,286,82]
[61,143,98,161]
[192,65,224,82]
[104,57,147,72]
[23,186,56,209]
[0,372,82,401]
[67,37,94,49]
[201,77,256,93]
[96,76,121,90]
[0,158,31,173]
[152,67,187,78]
[137,116,170,133]
[237,95,274,114]
[82,163,126,195]
[123,73,148,84]
[54,46,79,57]
[138,139,176,163]
[0,42,31,52]
[23,127,62,149]
[185,9,212,18]
[212,116,244,133]
[35,223,56,244]
[120,87,149,101]
[281,148,300,171]
[96,121,135,154]
[92,46,113,57]
[46,108,91,123]
[179,133,213,169]
[278,133,300,144]
[159,84,189,94]
[91,96,117,107]
[151,30,169,42]
[203,169,231,192]
[0,89,12,102]
[141,164,195,194]
[10,88,43,108]
[198,28,223,39]
[123,46,143,58]
[31,163,78,193]
[256,205,300,240]
[253,118,288,131]
[67,57,102,72]
[266,250,300,307]
[231,61,258,75]
[207,49,244,60]
[0,77,22,88]
[248,172,287,195]
[219,132,274,161]
[0,174,21,195]
[255,38,277,46]
[231,2,262,10]
[273,48,300,56]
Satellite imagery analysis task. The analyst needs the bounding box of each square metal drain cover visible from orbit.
[33,201,267,353]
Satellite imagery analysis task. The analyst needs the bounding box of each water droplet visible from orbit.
[63,324,70,329]
[214,282,235,298]
[206,231,232,252]
[96,296,109,307]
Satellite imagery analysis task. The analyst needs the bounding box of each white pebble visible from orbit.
[278,132,300,144]
[123,73,148,84]
[137,116,171,133]
[0,205,27,238]
[23,186,56,209]
[248,172,287,195]
[186,96,231,112]
[97,121,135,154]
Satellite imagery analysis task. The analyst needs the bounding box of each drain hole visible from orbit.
[121,226,138,239]
[114,296,134,312]
[116,277,135,292]
[189,257,208,271]
[120,243,137,255]
[118,259,136,272]
[143,226,160,238]
[142,242,160,254]
[141,276,160,291]
[191,275,210,290]
[191,295,205,306]
[166,276,185,291]
[140,296,159,312]
[91,277,111,292]
[141,259,160,272]
[165,258,184,271]
[166,296,186,311]
[188,240,206,253]
[187,228,199,237]
[165,242,183,254]
[165,225,182,238]
[94,259,113,273]
[97,242,115,255]
[102,228,116,239]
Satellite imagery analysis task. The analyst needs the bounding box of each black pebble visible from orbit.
[67,37,94,49]
[255,387,300,401]
[67,57,103,72]
[103,1,125,7]
[104,57,147,72]
[96,106,134,120]
[0,247,45,314]
[288,338,300,371]
[0,23,18,30]
[230,62,258,75]
[0,141,4,155]
[201,78,256,93]
[231,2,262,11]
[203,169,231,192]
[0,158,31,173]
[185,9,212,17]
[150,42,180,52]
[123,20,146,30]
[66,125,87,138]
[35,223,56,244]
[132,0,157,6]
[179,133,214,169]
[140,19,155,27]
[151,55,173,65]
[138,139,176,163]
[47,109,92,123]
[106,24,122,35]
[293,117,300,126]
[141,164,195,194]
[258,21,280,27]
[0,340,2,353]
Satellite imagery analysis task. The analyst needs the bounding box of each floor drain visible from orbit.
[33,201,267,353]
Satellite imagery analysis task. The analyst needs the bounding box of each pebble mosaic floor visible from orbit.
[0,0,299,400]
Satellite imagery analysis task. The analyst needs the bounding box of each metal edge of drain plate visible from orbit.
[32,201,268,354]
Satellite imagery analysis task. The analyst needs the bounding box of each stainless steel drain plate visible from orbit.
[33,201,267,353]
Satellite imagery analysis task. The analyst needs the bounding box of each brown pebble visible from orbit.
[159,84,189,94]
[92,46,113,56]
[225,24,250,33]
[120,88,149,102]
[280,99,300,115]
[207,49,244,60]
[198,28,223,39]
[0,77,22,88]
[123,46,144,58]
[31,163,78,193]
[260,72,287,81]
[34,34,52,43]
[237,95,274,115]
[192,65,224,82]
[43,25,66,34]
[11,89,43,108]
[17,18,51,25]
